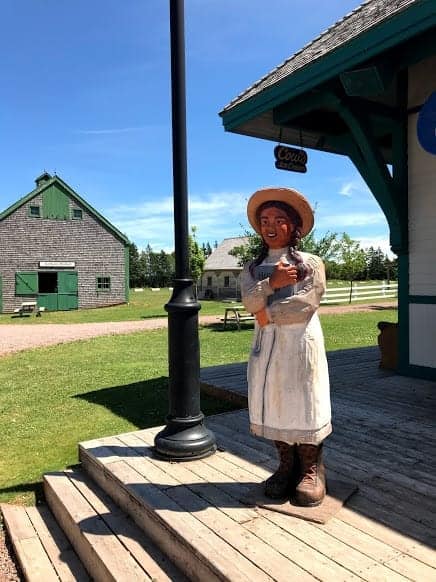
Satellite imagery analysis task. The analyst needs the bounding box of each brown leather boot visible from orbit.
[294,444,326,507]
[264,441,296,499]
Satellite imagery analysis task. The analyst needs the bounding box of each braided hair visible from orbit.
[249,200,304,276]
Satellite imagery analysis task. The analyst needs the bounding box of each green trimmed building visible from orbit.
[220,0,436,380]
[0,173,129,313]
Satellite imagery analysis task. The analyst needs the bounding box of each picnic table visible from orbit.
[13,302,45,317]
[222,305,255,330]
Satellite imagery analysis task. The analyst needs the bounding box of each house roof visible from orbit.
[220,0,436,148]
[0,173,129,245]
[221,0,416,116]
[204,237,248,271]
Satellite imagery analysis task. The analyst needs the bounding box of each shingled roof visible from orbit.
[221,0,417,115]
[204,237,248,270]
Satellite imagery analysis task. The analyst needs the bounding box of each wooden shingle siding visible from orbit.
[407,55,436,366]
[0,192,126,313]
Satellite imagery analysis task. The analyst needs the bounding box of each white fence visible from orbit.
[321,281,398,304]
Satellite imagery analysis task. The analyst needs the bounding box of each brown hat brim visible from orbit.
[247,187,314,237]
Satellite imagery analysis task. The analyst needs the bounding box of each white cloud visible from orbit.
[74,126,149,135]
[338,179,371,198]
[105,190,250,250]
[317,211,385,228]
[339,182,353,197]
[357,236,396,258]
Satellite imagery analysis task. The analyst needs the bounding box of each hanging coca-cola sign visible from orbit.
[274,145,307,173]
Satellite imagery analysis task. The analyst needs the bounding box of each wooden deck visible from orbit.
[74,346,436,580]
[202,346,436,576]
[3,346,436,581]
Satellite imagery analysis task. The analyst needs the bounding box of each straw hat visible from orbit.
[247,187,314,237]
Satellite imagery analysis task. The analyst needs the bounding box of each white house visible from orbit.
[200,237,248,300]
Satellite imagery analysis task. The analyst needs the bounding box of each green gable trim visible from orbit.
[273,84,408,254]
[409,295,436,304]
[0,175,129,246]
[124,245,130,302]
[397,253,409,376]
[221,1,436,131]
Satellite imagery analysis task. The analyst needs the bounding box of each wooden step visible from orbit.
[78,417,436,582]
[79,436,291,582]
[1,503,89,581]
[43,468,187,582]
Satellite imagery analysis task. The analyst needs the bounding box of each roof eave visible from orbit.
[221,1,436,133]
[0,182,49,221]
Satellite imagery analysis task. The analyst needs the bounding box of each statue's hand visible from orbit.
[255,307,269,328]
[269,260,298,289]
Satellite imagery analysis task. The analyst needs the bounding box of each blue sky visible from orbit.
[1,0,393,256]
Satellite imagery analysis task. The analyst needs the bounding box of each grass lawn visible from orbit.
[0,308,397,505]
[0,288,228,325]
[0,283,397,325]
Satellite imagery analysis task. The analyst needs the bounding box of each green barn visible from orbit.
[0,172,129,313]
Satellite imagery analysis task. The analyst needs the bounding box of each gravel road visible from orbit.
[0,316,219,357]
[0,302,396,358]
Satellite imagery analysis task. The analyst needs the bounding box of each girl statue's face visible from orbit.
[259,206,294,249]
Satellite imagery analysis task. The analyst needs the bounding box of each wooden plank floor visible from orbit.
[80,347,436,582]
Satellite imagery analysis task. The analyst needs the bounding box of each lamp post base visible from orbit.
[154,414,217,461]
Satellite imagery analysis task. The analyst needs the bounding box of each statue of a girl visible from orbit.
[241,187,331,506]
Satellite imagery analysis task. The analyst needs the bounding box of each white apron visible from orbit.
[241,248,332,444]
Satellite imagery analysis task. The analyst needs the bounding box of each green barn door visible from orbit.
[0,275,2,313]
[38,294,58,310]
[58,271,78,310]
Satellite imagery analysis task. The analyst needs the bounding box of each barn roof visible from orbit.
[204,237,249,271]
[0,173,129,245]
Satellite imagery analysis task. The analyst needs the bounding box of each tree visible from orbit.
[229,229,340,267]
[229,230,263,266]
[336,233,367,299]
[128,242,141,288]
[366,246,386,279]
[201,241,213,258]
[139,245,153,286]
[155,250,174,286]
[300,231,340,262]
[384,255,398,281]
[189,226,206,285]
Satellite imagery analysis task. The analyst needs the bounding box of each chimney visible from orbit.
[35,172,52,188]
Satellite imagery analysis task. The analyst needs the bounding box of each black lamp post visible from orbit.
[154,0,216,460]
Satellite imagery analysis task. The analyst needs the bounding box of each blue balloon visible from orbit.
[417,92,436,155]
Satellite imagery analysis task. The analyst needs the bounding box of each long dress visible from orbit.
[240,247,332,445]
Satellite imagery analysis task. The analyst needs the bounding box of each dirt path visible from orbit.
[0,316,218,357]
[0,302,396,357]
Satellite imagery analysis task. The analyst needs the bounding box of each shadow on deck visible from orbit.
[200,346,436,554]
